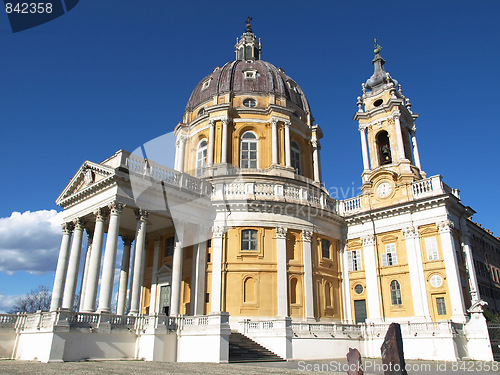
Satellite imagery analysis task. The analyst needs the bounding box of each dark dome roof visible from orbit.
[186,60,311,113]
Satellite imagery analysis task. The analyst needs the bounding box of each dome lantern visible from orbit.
[235,17,261,61]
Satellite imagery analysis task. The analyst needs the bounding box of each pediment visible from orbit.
[157,265,172,276]
[56,161,116,206]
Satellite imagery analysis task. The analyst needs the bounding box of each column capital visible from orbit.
[61,222,74,234]
[108,201,125,215]
[361,234,375,246]
[358,124,367,132]
[284,120,291,127]
[73,218,85,231]
[208,119,215,126]
[153,236,161,245]
[438,220,455,233]
[302,230,313,242]
[134,208,149,222]
[276,226,287,239]
[311,138,320,149]
[212,225,226,238]
[122,235,134,247]
[410,125,417,134]
[94,208,108,222]
[270,117,278,126]
[402,226,419,239]
[176,135,187,147]
[221,117,231,126]
[392,110,401,120]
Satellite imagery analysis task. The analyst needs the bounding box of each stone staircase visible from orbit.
[228,331,285,362]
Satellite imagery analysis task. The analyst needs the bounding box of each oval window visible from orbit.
[354,284,364,294]
[374,99,383,107]
[243,98,257,108]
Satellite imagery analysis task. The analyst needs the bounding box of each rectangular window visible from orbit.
[164,236,175,257]
[241,229,258,251]
[321,239,331,259]
[347,250,362,271]
[436,297,447,315]
[382,243,398,266]
[425,237,439,261]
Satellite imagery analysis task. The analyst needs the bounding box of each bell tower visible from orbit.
[354,41,425,203]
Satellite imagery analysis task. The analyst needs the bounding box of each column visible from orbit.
[393,112,406,161]
[410,127,422,170]
[312,138,321,183]
[98,202,124,313]
[438,220,466,322]
[175,136,186,172]
[271,118,278,165]
[403,226,431,321]
[170,223,185,316]
[79,229,93,311]
[129,209,149,315]
[208,119,215,166]
[116,236,134,315]
[82,208,107,312]
[62,218,85,310]
[192,227,208,315]
[210,226,225,313]
[362,235,381,322]
[284,121,291,168]
[462,234,480,302]
[276,227,288,317]
[359,125,370,171]
[340,241,353,323]
[50,222,73,311]
[148,237,161,315]
[221,118,229,164]
[302,230,314,320]
[126,238,137,314]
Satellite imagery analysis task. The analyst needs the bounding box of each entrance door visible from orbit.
[354,299,367,323]
[159,285,171,315]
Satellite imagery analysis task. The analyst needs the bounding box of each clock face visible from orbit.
[376,182,392,198]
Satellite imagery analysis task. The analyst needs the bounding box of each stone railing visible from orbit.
[411,175,460,200]
[213,181,338,214]
[0,313,17,327]
[292,322,363,336]
[120,151,212,196]
[338,196,362,215]
[241,318,291,335]
[291,320,463,339]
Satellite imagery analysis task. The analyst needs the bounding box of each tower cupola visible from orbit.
[235,17,262,61]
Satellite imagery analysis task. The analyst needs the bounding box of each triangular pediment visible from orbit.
[56,161,116,206]
[157,265,172,276]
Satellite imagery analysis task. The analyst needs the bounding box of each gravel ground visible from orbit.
[1,359,500,375]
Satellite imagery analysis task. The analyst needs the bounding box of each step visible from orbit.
[228,332,285,363]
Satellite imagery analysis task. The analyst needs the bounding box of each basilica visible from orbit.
[1,22,499,363]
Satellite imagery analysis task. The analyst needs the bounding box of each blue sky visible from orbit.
[0,0,499,311]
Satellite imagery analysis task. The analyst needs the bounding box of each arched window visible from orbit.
[240,131,258,168]
[241,229,258,251]
[390,280,402,305]
[197,108,206,117]
[196,139,208,176]
[291,140,301,174]
[290,278,298,304]
[243,277,256,303]
[376,131,392,165]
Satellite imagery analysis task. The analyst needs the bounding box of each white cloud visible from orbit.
[0,293,23,313]
[0,210,64,275]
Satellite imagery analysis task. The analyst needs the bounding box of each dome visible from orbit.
[185,27,311,114]
[186,60,311,113]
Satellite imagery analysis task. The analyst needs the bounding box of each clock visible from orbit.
[376,182,392,198]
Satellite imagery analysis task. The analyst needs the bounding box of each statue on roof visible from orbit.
[246,17,253,33]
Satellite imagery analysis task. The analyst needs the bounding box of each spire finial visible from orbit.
[373,38,383,54]
[245,17,253,33]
